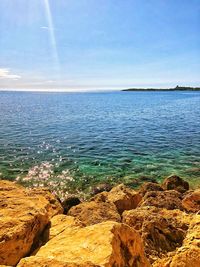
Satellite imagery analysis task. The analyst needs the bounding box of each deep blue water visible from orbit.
[0,91,200,191]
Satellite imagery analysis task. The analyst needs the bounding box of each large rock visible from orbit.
[123,206,192,231]
[139,190,183,210]
[18,258,100,267]
[169,215,200,267]
[32,215,84,255]
[90,184,142,215]
[68,193,121,226]
[26,187,63,218]
[162,175,189,193]
[44,215,84,241]
[182,189,200,212]
[122,207,191,263]
[138,182,163,197]
[17,221,150,267]
[153,214,200,267]
[106,184,142,214]
[0,180,63,266]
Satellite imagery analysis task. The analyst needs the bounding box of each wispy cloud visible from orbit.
[40,26,55,30]
[41,25,57,31]
[0,68,21,80]
[41,26,49,29]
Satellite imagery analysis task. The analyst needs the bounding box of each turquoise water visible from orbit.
[0,91,199,194]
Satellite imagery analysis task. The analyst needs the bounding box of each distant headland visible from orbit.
[122,85,200,91]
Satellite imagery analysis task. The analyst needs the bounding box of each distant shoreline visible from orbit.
[0,86,200,93]
[122,86,200,91]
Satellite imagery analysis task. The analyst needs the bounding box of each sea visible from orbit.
[0,90,199,195]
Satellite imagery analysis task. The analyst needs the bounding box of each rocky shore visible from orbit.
[0,175,199,267]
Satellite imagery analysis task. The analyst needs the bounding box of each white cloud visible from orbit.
[0,68,21,80]
[40,26,54,30]
[41,26,49,29]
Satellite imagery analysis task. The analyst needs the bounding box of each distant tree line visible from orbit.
[122,85,200,91]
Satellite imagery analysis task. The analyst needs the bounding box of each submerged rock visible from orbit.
[17,221,150,267]
[139,190,183,210]
[0,180,63,266]
[182,189,200,212]
[162,175,189,193]
[140,176,158,183]
[91,183,112,195]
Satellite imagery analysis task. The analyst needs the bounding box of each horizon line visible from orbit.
[0,84,200,93]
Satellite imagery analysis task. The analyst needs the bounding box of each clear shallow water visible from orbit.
[0,91,200,192]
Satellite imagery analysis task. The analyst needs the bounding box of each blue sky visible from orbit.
[0,0,199,91]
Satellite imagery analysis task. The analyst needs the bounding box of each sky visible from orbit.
[0,0,200,91]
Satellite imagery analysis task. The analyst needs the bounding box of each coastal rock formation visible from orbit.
[0,177,199,267]
[90,183,142,214]
[68,194,121,225]
[17,221,150,267]
[122,206,192,231]
[0,180,63,266]
[43,214,84,241]
[138,182,163,196]
[139,190,183,210]
[153,214,200,267]
[122,207,190,262]
[18,258,100,267]
[168,216,200,267]
[106,184,142,214]
[182,189,200,212]
[26,187,63,218]
[162,175,189,193]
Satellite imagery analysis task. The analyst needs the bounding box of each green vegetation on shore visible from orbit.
[122,85,200,91]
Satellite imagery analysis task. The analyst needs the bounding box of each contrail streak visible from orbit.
[43,0,60,74]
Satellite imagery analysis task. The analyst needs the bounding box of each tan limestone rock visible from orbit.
[169,215,200,267]
[138,182,163,197]
[122,206,191,263]
[44,214,84,240]
[0,180,63,266]
[139,190,183,210]
[182,189,200,212]
[26,187,63,218]
[90,184,142,215]
[162,175,189,193]
[68,195,120,226]
[17,221,150,267]
[31,215,84,255]
[153,257,172,267]
[106,184,142,214]
[153,214,200,267]
[153,215,200,267]
[18,257,100,267]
